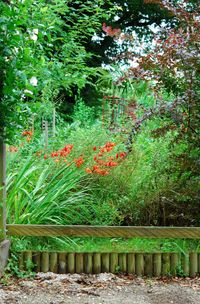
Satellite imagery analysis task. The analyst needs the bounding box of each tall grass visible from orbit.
[6,153,91,225]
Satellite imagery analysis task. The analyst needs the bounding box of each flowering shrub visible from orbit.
[33,141,127,176]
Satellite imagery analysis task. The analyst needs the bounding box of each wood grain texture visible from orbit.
[6,225,200,238]
[0,142,6,240]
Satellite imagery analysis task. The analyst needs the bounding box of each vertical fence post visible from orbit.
[44,121,48,149]
[31,114,35,135]
[0,141,6,240]
[0,140,10,275]
[52,108,56,137]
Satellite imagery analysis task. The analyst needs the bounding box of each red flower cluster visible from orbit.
[22,130,33,143]
[86,142,126,176]
[116,152,126,159]
[75,156,84,168]
[51,144,74,158]
[86,166,109,176]
[35,141,126,176]
[22,130,33,137]
[36,144,74,163]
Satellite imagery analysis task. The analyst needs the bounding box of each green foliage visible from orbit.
[72,98,96,127]
[0,0,110,140]
[1,252,35,284]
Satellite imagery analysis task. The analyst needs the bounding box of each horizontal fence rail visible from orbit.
[17,251,200,277]
[6,225,200,238]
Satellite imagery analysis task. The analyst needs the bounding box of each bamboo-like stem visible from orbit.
[24,251,32,271]
[18,252,24,271]
[153,253,161,277]
[118,253,127,273]
[135,254,144,276]
[162,253,170,276]
[76,253,84,273]
[84,253,93,274]
[101,253,110,273]
[144,254,153,277]
[182,254,189,277]
[127,253,135,274]
[41,252,49,273]
[171,253,179,276]
[190,252,198,277]
[59,252,66,274]
[67,253,75,274]
[0,141,6,240]
[93,253,101,274]
[110,253,118,273]
[50,252,58,273]
[33,252,41,272]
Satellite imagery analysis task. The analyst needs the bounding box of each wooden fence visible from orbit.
[7,224,200,277]
[6,224,200,239]
[17,250,200,277]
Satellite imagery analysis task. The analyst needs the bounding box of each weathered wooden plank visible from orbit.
[198,253,200,275]
[190,252,198,277]
[127,253,135,274]
[24,251,32,271]
[6,225,200,239]
[67,253,75,274]
[162,253,170,276]
[93,253,101,274]
[181,253,189,277]
[84,253,93,274]
[171,253,180,276]
[101,253,110,272]
[76,253,84,273]
[18,252,24,271]
[144,254,153,277]
[41,252,49,273]
[0,142,6,240]
[110,253,118,273]
[135,254,144,276]
[118,253,127,273]
[33,252,41,272]
[50,252,58,273]
[58,252,67,274]
[153,253,162,277]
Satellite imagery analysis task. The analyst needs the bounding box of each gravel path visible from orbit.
[0,273,200,304]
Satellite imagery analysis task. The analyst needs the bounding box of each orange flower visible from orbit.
[105,161,118,167]
[51,151,59,158]
[22,130,33,137]
[75,156,84,168]
[36,150,42,157]
[85,168,92,174]
[116,152,126,159]
[44,155,48,160]
[93,146,97,151]
[26,136,32,143]
[98,169,109,176]
[9,146,18,152]
[120,152,126,158]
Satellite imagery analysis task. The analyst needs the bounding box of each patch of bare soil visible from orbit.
[0,273,200,304]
